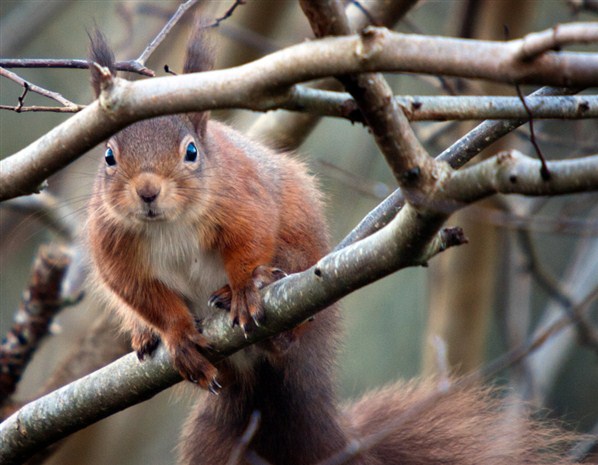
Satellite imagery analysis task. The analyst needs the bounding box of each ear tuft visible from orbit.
[88,29,116,98]
[184,21,214,136]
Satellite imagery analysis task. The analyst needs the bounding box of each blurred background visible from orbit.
[1,1,597,464]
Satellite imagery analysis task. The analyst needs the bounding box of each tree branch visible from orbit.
[0,59,154,76]
[2,26,598,200]
[517,22,598,61]
[0,67,82,111]
[0,245,71,404]
[335,85,583,251]
[135,0,200,65]
[283,89,598,121]
[443,150,598,204]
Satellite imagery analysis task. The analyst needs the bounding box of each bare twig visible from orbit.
[0,58,154,76]
[0,67,82,110]
[136,0,199,65]
[299,0,435,203]
[0,104,84,113]
[2,26,598,200]
[209,0,247,28]
[334,86,584,251]
[517,22,598,61]
[516,229,598,356]
[283,88,598,121]
[515,85,550,180]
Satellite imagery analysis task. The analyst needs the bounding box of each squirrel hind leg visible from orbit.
[131,325,161,361]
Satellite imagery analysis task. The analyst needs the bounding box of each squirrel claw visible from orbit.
[208,378,222,395]
[208,285,232,311]
[132,328,161,361]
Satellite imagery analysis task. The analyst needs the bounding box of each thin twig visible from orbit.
[517,22,598,61]
[515,85,550,180]
[516,228,598,355]
[0,59,154,76]
[209,0,247,28]
[0,104,83,113]
[136,0,200,65]
[0,67,81,110]
[164,65,178,76]
[350,1,379,26]
[15,82,28,112]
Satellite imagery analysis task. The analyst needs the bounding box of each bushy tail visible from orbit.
[343,379,580,465]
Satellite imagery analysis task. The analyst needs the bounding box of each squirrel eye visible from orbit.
[105,147,116,167]
[184,141,198,163]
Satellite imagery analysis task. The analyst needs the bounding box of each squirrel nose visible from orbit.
[136,184,161,203]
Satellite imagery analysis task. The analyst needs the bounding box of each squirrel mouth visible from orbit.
[137,207,165,221]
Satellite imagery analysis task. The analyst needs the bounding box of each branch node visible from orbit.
[401,166,421,186]
[355,26,386,61]
[440,226,469,249]
[91,62,115,95]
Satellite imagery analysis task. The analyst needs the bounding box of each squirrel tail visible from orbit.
[344,378,579,465]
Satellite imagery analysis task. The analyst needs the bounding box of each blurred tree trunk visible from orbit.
[422,0,535,375]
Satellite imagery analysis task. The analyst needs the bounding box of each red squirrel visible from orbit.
[87,29,582,465]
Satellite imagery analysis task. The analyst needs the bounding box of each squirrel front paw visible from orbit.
[208,266,287,332]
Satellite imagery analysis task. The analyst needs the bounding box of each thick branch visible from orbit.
[443,150,598,204]
[2,27,598,200]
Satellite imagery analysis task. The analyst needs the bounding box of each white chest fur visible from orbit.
[142,222,258,373]
[143,222,228,317]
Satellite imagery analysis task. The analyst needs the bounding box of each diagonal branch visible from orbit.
[0,217,463,465]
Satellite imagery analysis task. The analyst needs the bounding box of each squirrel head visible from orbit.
[88,28,216,230]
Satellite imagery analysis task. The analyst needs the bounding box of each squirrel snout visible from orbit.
[134,174,162,204]
[137,185,160,204]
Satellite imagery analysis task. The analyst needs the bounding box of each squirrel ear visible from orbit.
[189,112,209,138]
[88,29,116,98]
[184,20,214,138]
